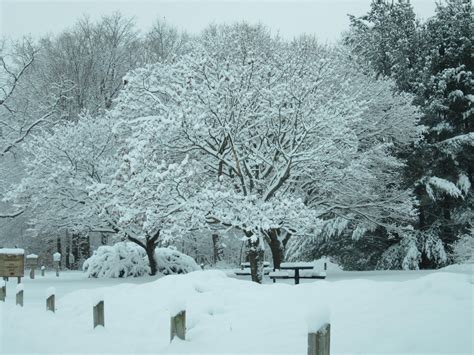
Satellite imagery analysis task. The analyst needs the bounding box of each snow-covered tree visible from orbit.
[114,24,420,281]
[346,0,473,268]
[5,113,118,236]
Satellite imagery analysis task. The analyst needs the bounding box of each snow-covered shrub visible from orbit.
[377,230,449,270]
[377,235,421,270]
[451,231,474,264]
[83,242,150,278]
[156,247,201,275]
[422,232,447,266]
[83,243,201,278]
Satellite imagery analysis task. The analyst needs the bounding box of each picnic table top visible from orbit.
[241,261,270,266]
[280,262,314,270]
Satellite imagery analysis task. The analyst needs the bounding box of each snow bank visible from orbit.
[313,257,343,272]
[15,283,24,292]
[1,270,471,354]
[441,263,473,273]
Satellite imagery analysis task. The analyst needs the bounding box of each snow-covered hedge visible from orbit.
[83,242,200,278]
[156,247,201,275]
[83,242,150,278]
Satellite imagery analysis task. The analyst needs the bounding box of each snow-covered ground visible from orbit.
[1,266,472,354]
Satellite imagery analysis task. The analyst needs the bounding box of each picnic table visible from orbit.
[240,261,270,269]
[270,262,327,284]
[236,261,272,276]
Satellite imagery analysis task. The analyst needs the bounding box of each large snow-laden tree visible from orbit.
[0,38,74,223]
[4,113,118,237]
[114,24,421,282]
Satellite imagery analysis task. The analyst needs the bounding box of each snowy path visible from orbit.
[1,267,472,354]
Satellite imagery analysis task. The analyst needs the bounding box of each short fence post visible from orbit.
[0,282,5,302]
[170,310,186,341]
[16,285,24,307]
[41,266,45,277]
[93,300,105,328]
[46,288,55,312]
[308,323,330,355]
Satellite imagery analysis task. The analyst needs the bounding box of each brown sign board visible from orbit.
[0,254,25,277]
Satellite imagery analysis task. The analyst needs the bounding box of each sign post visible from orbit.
[0,248,25,284]
[53,252,61,277]
[26,254,39,279]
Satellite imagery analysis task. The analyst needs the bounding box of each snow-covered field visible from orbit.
[1,266,472,354]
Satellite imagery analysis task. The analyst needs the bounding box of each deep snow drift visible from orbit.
[0,267,472,354]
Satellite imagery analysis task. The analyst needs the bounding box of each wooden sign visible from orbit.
[0,250,25,277]
[26,254,39,267]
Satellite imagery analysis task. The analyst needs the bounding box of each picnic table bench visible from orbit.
[269,262,327,284]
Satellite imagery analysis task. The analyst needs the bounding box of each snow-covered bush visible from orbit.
[83,242,201,278]
[377,230,449,270]
[451,231,474,264]
[83,242,150,278]
[377,235,421,270]
[156,247,201,275]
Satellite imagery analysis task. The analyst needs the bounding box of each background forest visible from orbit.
[0,0,472,282]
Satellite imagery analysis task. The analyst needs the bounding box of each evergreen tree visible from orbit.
[346,0,473,268]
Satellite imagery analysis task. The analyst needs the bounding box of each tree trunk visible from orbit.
[268,233,284,270]
[266,228,291,270]
[145,239,158,276]
[212,234,224,264]
[72,233,79,269]
[65,245,70,269]
[56,237,62,269]
[245,231,264,284]
[128,231,160,276]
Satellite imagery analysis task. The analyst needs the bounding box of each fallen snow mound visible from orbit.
[83,242,200,278]
[313,256,343,272]
[440,263,473,273]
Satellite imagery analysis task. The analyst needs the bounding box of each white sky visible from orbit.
[1,0,437,42]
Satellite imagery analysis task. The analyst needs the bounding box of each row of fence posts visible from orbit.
[1,282,330,355]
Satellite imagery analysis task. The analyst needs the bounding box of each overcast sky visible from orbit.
[1,0,437,42]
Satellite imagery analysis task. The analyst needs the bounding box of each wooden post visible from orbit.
[29,267,35,279]
[295,269,300,285]
[46,295,55,312]
[324,262,327,271]
[308,323,330,355]
[0,283,5,302]
[53,252,61,277]
[41,266,45,277]
[93,300,105,328]
[170,310,186,341]
[16,289,23,307]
